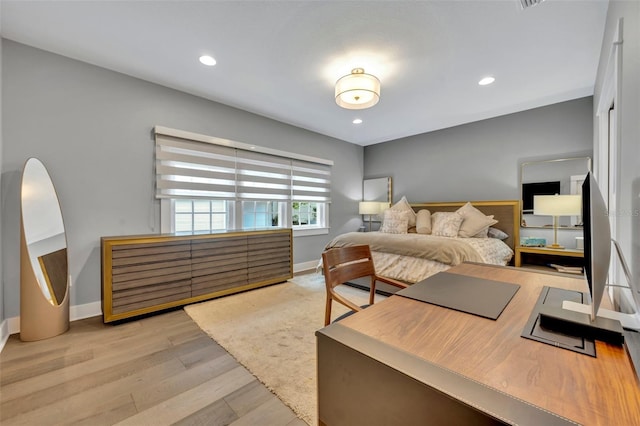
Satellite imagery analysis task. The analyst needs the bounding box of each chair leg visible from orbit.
[369,277,376,305]
[324,295,332,326]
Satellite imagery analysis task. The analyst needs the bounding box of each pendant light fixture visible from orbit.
[335,68,381,110]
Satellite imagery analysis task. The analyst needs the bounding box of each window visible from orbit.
[155,127,332,236]
[292,202,317,226]
[242,201,281,228]
[174,199,228,233]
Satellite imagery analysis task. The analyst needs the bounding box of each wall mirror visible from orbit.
[363,177,392,204]
[20,158,69,341]
[520,156,591,229]
[361,177,392,231]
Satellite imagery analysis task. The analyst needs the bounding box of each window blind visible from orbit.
[235,150,291,201]
[292,160,331,203]
[155,128,331,203]
[155,134,237,199]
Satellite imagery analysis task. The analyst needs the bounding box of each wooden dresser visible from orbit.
[101,228,292,322]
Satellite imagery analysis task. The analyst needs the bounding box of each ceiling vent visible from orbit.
[519,0,546,9]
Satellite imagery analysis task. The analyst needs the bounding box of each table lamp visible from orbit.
[359,201,384,231]
[533,194,582,249]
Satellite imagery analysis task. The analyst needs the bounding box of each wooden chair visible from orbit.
[321,245,408,326]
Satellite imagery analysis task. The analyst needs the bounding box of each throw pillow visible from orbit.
[389,196,417,227]
[416,209,432,234]
[473,224,492,238]
[380,209,410,234]
[431,212,464,237]
[487,227,509,240]
[456,202,498,238]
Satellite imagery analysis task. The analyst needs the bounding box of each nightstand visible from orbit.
[514,246,584,273]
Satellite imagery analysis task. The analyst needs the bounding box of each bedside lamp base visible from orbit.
[547,243,565,250]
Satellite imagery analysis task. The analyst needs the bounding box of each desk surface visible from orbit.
[338,263,640,426]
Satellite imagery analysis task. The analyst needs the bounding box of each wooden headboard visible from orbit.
[410,200,520,254]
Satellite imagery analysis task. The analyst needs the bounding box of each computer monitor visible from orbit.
[541,172,640,342]
[581,171,610,321]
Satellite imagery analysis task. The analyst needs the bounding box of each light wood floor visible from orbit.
[0,309,307,426]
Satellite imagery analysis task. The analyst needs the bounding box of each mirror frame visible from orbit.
[519,156,592,229]
[20,158,70,341]
[363,177,392,204]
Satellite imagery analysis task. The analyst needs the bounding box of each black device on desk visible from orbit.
[522,286,597,356]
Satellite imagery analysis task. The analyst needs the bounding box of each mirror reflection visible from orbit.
[520,156,591,228]
[21,158,68,305]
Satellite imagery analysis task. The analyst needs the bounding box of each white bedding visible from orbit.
[370,252,451,283]
[323,232,513,284]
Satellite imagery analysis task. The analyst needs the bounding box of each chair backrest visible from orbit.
[322,245,376,291]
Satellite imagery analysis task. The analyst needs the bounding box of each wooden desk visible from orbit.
[316,263,640,426]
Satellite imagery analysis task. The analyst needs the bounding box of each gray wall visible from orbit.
[364,97,594,204]
[0,29,614,324]
[593,1,640,297]
[1,40,363,320]
[0,17,3,325]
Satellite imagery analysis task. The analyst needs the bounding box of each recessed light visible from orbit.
[353,118,363,124]
[199,55,217,66]
[478,76,495,86]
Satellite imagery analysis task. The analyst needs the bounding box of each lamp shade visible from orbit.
[533,194,582,216]
[335,68,380,110]
[359,201,383,215]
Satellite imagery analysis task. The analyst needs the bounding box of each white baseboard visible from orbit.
[0,301,102,353]
[0,319,10,354]
[294,260,320,274]
[71,301,102,322]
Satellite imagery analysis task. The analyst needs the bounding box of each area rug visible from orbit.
[183,273,384,425]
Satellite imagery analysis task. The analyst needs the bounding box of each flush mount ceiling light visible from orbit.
[478,76,495,86]
[335,68,380,110]
[199,55,217,66]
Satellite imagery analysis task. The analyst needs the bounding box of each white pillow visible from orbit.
[416,209,432,234]
[389,196,417,227]
[380,209,410,234]
[431,212,463,237]
[456,202,498,238]
[473,223,493,238]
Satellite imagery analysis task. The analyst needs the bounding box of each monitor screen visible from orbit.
[582,172,611,321]
[522,181,561,213]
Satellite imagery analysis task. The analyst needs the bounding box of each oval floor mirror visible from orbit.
[20,158,70,341]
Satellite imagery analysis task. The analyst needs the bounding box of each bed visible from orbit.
[323,199,520,294]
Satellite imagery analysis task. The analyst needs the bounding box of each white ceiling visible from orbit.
[1,0,609,146]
